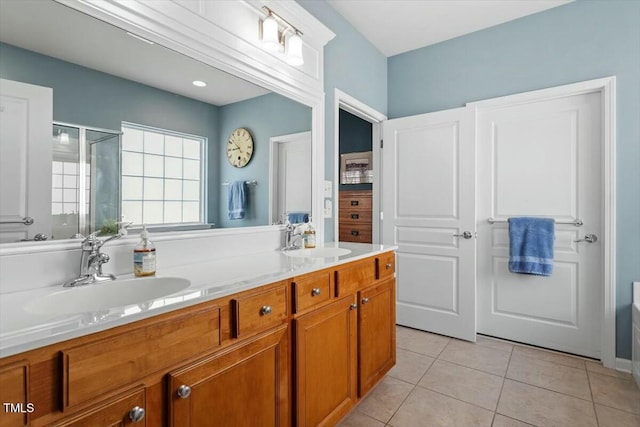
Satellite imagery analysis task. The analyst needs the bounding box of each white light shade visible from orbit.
[262,16,280,52]
[286,33,304,66]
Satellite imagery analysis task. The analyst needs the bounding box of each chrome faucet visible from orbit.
[63,231,123,287]
[283,223,304,251]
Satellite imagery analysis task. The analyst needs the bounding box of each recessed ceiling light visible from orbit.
[192,80,207,87]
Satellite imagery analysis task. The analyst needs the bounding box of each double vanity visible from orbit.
[0,243,396,426]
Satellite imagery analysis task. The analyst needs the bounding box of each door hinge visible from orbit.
[380,139,384,148]
[380,211,384,220]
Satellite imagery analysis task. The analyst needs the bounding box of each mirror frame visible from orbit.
[0,0,334,254]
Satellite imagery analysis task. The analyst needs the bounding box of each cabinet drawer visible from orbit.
[339,227,372,244]
[293,270,332,313]
[338,192,372,211]
[338,210,372,224]
[53,387,146,426]
[232,283,288,338]
[335,258,376,297]
[63,306,220,408]
[0,361,29,427]
[376,252,396,281]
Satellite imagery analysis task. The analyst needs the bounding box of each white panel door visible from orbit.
[477,91,602,358]
[270,131,311,223]
[382,107,476,341]
[0,79,52,242]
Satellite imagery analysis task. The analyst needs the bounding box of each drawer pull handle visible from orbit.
[361,297,370,305]
[386,263,392,270]
[350,303,358,310]
[177,385,192,399]
[351,213,359,219]
[129,406,146,423]
[351,230,359,236]
[311,288,321,296]
[350,200,359,206]
[261,305,273,315]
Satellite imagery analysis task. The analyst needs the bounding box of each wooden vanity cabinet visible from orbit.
[168,324,289,427]
[0,361,29,427]
[294,296,358,427]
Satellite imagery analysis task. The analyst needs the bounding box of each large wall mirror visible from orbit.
[0,0,313,244]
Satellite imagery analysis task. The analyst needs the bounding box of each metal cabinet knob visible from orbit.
[129,406,145,422]
[177,385,192,399]
[386,263,392,270]
[311,288,321,296]
[350,303,358,310]
[361,297,369,305]
[260,305,272,315]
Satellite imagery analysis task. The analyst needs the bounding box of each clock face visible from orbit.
[226,128,254,168]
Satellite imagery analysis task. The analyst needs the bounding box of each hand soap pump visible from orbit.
[134,225,156,277]
[304,220,316,249]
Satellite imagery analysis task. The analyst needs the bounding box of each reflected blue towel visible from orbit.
[228,181,247,220]
[508,217,555,276]
[288,212,309,224]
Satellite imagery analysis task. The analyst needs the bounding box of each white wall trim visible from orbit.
[615,358,632,374]
[333,89,387,243]
[468,76,617,367]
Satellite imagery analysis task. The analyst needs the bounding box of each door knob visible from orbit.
[453,231,473,239]
[574,233,597,243]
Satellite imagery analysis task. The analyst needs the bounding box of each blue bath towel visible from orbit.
[288,212,309,224]
[508,217,555,276]
[228,180,247,220]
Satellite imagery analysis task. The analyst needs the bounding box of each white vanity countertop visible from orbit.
[0,242,396,358]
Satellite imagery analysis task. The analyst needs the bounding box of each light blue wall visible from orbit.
[388,0,640,359]
[216,93,312,228]
[297,0,387,241]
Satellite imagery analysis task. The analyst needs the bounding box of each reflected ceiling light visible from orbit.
[56,129,69,144]
[259,6,304,66]
[192,80,207,87]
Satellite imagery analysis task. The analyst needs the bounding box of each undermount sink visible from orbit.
[24,277,191,316]
[284,247,352,258]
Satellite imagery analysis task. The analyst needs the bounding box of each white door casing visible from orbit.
[0,79,52,243]
[382,106,477,342]
[475,88,605,359]
[269,131,312,224]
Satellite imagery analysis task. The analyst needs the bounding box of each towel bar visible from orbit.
[487,217,583,227]
[222,180,257,186]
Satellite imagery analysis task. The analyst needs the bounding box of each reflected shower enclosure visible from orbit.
[51,123,120,239]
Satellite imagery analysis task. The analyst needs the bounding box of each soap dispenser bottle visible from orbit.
[304,221,316,249]
[134,225,156,277]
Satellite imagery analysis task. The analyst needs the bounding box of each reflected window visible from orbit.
[120,122,206,226]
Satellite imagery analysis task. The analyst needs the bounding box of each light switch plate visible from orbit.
[324,199,332,218]
[323,180,332,198]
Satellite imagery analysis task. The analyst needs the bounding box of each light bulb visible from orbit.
[286,33,304,66]
[262,15,281,52]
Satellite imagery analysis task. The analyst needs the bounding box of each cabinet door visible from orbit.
[53,387,146,427]
[295,296,357,427]
[0,361,29,427]
[168,325,289,427]
[358,278,396,397]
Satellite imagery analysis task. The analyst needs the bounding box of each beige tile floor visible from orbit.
[338,326,640,427]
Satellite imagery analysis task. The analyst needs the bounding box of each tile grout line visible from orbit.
[587,368,601,427]
[493,342,514,425]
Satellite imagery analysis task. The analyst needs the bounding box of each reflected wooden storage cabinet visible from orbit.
[339,191,373,243]
[0,252,395,427]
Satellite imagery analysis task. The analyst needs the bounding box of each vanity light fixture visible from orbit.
[259,6,304,66]
[192,80,207,87]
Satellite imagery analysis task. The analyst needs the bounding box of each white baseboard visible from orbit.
[615,357,632,373]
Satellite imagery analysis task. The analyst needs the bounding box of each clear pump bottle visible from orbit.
[134,225,156,277]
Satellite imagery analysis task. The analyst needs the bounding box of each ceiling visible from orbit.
[327,0,573,57]
[0,0,269,106]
